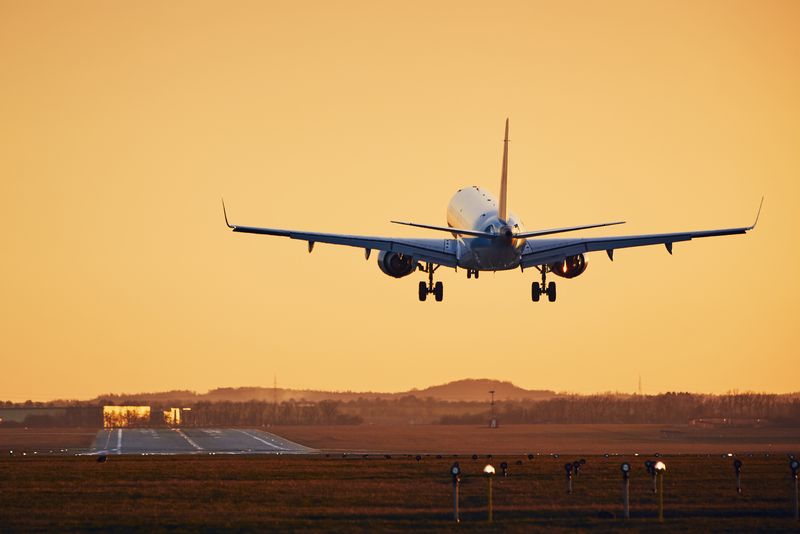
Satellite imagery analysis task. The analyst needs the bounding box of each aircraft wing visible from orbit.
[520,224,756,268]
[224,205,458,267]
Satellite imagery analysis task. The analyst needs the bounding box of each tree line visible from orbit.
[1,392,798,427]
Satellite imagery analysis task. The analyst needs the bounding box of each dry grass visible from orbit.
[1,454,799,532]
[272,424,800,455]
[0,428,96,450]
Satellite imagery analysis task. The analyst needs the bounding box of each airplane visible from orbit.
[223,119,761,302]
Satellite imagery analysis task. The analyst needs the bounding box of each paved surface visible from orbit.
[90,428,315,455]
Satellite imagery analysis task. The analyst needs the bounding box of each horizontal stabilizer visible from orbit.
[514,221,626,239]
[390,220,495,238]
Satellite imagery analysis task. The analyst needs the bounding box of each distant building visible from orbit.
[0,407,101,427]
[0,407,67,423]
[163,407,189,426]
[103,406,150,428]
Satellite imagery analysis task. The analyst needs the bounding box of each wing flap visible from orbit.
[521,226,751,267]
[229,224,458,266]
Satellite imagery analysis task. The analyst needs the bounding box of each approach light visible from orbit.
[621,462,630,473]
[451,464,461,477]
[790,459,799,476]
[654,461,666,472]
[484,464,496,476]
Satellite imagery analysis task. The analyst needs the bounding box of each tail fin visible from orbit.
[499,118,509,222]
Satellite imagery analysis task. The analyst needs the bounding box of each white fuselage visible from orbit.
[446,186,526,270]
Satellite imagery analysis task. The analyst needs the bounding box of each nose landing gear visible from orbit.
[466,269,480,279]
[418,263,444,302]
[532,266,557,302]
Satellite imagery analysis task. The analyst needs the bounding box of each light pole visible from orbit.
[621,462,631,519]
[450,463,461,523]
[654,461,666,522]
[564,462,573,494]
[791,459,799,521]
[733,458,743,495]
[484,464,495,522]
[645,460,657,493]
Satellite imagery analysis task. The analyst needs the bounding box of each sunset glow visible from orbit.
[1,1,797,400]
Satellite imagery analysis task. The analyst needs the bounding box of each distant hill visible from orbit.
[92,379,556,405]
[409,379,555,402]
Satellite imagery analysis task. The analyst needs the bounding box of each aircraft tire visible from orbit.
[532,282,541,302]
[418,281,427,301]
[547,281,557,302]
[434,281,444,302]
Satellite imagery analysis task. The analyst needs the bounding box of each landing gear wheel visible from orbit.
[474,270,479,279]
[532,282,541,302]
[418,281,427,302]
[434,281,444,302]
[467,271,471,279]
[547,281,557,302]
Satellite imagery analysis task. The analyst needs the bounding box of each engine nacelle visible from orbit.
[377,251,417,278]
[549,254,588,279]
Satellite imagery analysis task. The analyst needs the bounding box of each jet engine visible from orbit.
[377,251,417,278]
[549,254,588,279]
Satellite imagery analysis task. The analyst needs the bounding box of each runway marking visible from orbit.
[116,429,122,454]
[174,428,204,451]
[103,429,113,450]
[235,429,286,450]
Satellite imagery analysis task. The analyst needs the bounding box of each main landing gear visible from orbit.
[466,269,479,279]
[418,262,443,302]
[532,266,557,302]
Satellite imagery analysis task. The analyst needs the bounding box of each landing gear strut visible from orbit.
[532,266,557,302]
[466,269,480,279]
[418,263,443,302]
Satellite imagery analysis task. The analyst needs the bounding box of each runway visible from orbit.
[90,428,315,455]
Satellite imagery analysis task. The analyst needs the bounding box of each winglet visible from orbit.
[749,196,764,230]
[222,198,234,228]
[499,118,509,222]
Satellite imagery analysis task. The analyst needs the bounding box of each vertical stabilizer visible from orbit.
[499,118,509,222]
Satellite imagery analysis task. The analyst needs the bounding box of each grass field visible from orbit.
[272,424,800,455]
[1,454,799,532]
[3,424,798,456]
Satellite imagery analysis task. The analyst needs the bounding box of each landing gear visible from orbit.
[418,263,444,302]
[532,282,541,302]
[546,281,556,302]
[466,269,480,279]
[532,266,557,302]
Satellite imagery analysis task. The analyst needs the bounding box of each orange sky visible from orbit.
[1,1,798,400]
